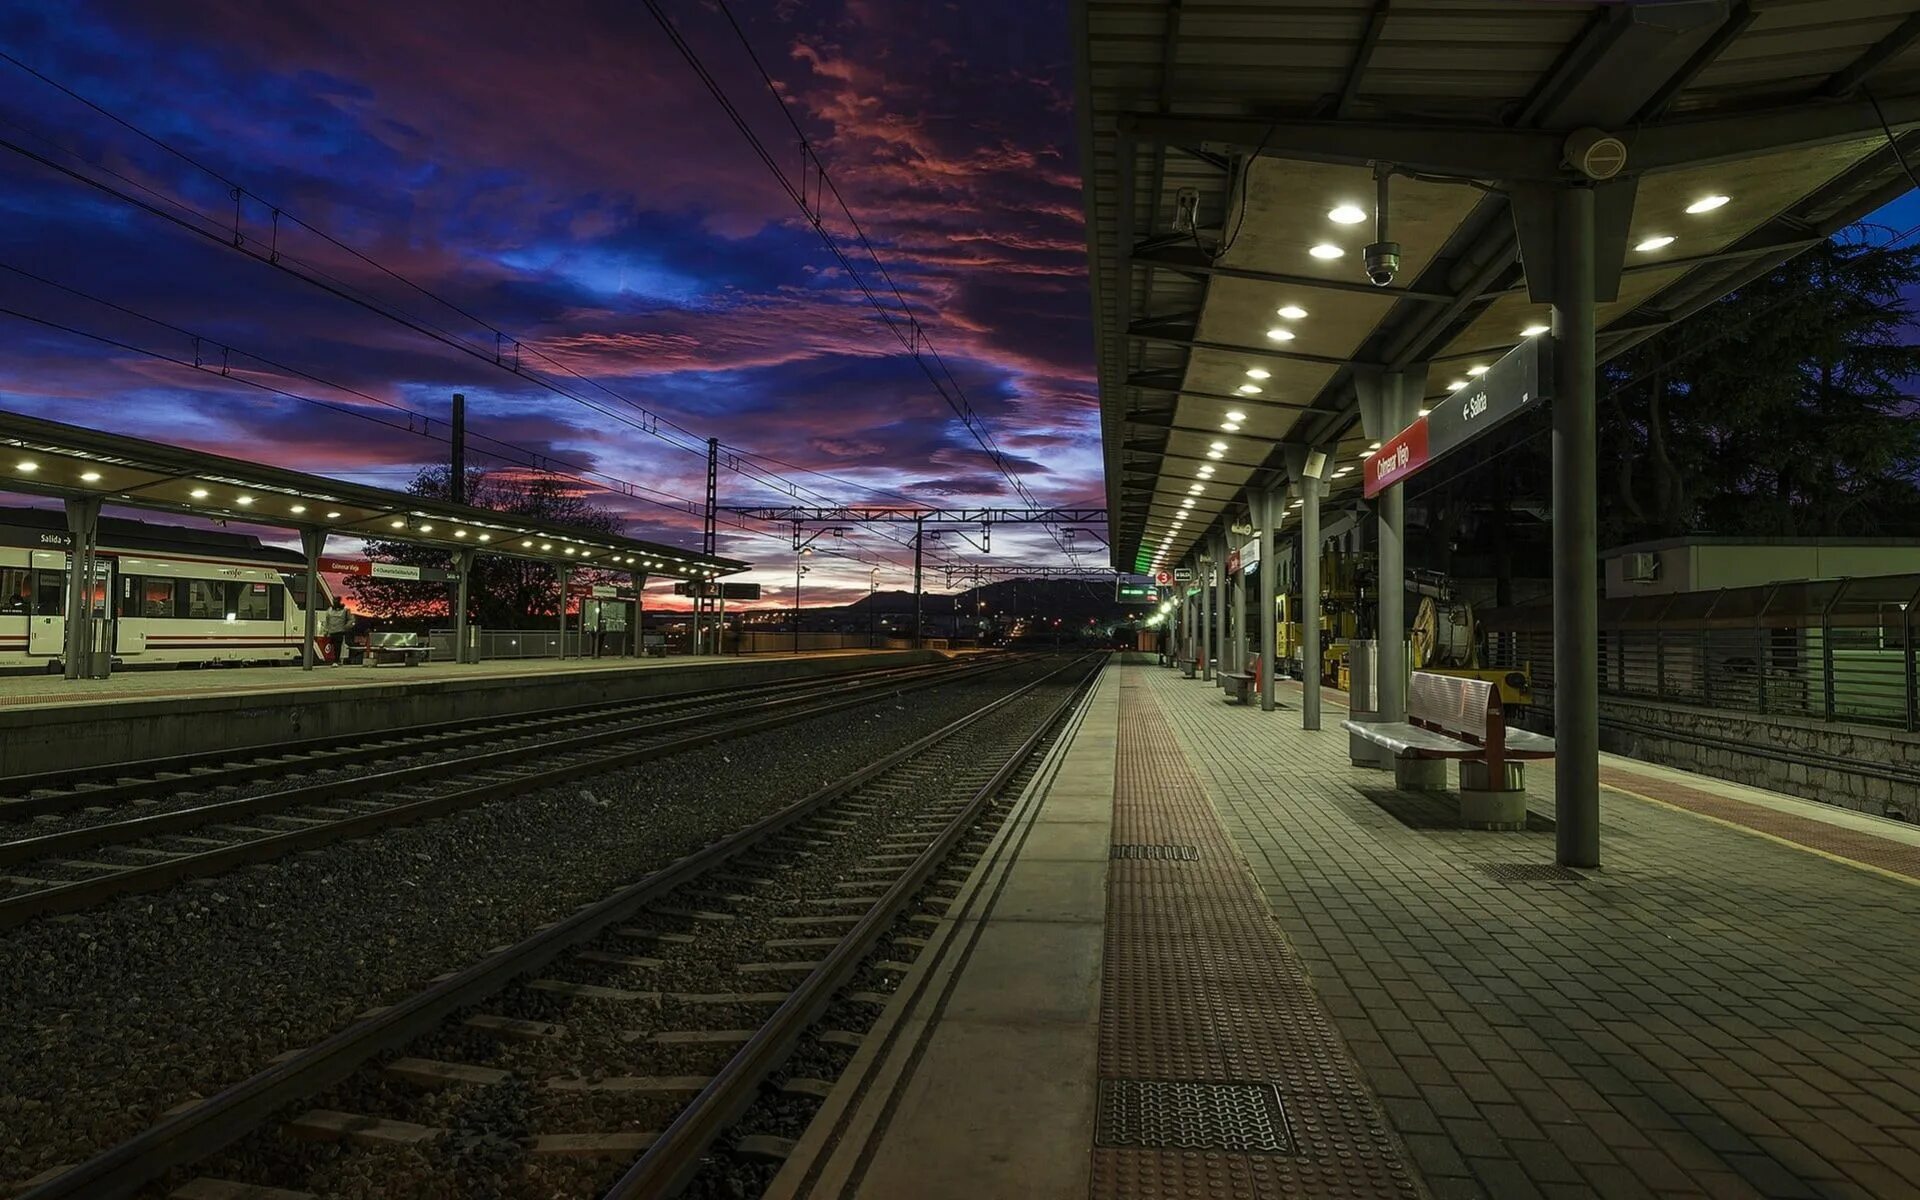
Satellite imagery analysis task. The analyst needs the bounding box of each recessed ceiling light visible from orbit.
[1238,384,1262,394]
[1417,408,1431,417]
[1309,243,1345,260]
[1368,441,1383,451]
[326,511,341,519]
[79,470,101,483]
[1686,194,1729,214]
[1447,380,1468,390]
[454,529,467,538]
[1327,205,1367,225]
[418,523,433,532]
[391,520,406,528]
[1225,410,1246,422]
[1635,235,1675,252]
[190,488,209,499]
[1220,422,1241,432]
[1333,467,1353,477]
[15,460,37,473]
[1467,365,1488,377]
[1266,328,1296,341]
[1277,305,1308,320]
[478,533,491,542]
[1209,441,1228,451]
[1245,367,1270,380]
[236,495,254,506]
[290,504,307,514]
[521,539,533,547]
[1521,324,1549,337]
[540,542,552,550]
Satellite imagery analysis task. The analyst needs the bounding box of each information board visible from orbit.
[1365,337,1550,498]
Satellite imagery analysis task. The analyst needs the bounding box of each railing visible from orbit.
[1482,574,1920,732]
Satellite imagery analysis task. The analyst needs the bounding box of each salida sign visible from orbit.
[1364,337,1549,498]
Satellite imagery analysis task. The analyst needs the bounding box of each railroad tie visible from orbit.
[384,1058,511,1089]
[169,1178,317,1199]
[464,1014,565,1040]
[288,1109,440,1147]
[526,1132,660,1158]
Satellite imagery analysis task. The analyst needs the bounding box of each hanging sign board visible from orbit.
[1239,538,1261,574]
[674,581,762,599]
[1364,338,1550,498]
[1115,578,1157,604]
[1173,567,1193,582]
[319,556,455,583]
[1154,570,1173,586]
[1225,548,1242,575]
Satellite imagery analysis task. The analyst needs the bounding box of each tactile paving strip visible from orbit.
[1097,1079,1293,1153]
[1604,765,1920,881]
[1110,843,1201,860]
[1092,677,1421,1199]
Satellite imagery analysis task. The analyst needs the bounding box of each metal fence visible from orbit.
[1482,574,1920,731]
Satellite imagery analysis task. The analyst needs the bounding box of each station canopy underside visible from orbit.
[1077,0,1920,571]
[0,409,749,578]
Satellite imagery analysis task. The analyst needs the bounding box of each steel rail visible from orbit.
[0,657,1021,929]
[606,653,1105,1197]
[18,654,1090,1200]
[0,657,978,816]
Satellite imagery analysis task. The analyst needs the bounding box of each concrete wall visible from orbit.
[0,650,946,779]
[1596,694,1919,821]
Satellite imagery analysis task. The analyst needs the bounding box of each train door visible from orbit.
[25,551,115,659]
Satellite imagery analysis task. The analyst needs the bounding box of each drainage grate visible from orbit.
[1476,862,1586,883]
[1095,1079,1294,1153]
[1110,843,1201,861]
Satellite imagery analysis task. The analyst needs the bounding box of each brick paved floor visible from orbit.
[1138,663,1920,1200]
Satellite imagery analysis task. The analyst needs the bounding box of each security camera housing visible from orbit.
[1363,241,1401,287]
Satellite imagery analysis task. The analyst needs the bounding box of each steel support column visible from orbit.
[62,496,102,680]
[912,517,925,650]
[1301,479,1323,731]
[1213,531,1229,684]
[557,566,571,659]
[1553,184,1602,869]
[1257,491,1278,711]
[453,547,476,664]
[1356,370,1422,723]
[1200,554,1214,680]
[634,574,647,657]
[300,527,326,671]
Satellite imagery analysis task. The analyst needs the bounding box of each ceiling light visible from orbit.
[1277,305,1308,320]
[15,460,37,473]
[79,470,101,483]
[1220,422,1241,432]
[1521,324,1549,337]
[190,488,209,499]
[1447,380,1467,390]
[540,542,552,550]
[325,511,341,519]
[1209,440,1228,451]
[236,495,254,506]
[1309,243,1345,260]
[1245,367,1270,380]
[454,529,467,538]
[1417,408,1431,417]
[1467,365,1488,377]
[521,539,533,547]
[1686,194,1729,214]
[564,547,576,556]
[1182,499,1197,507]
[1327,205,1367,225]
[391,520,406,529]
[290,504,307,514]
[1266,328,1296,341]
[1368,441,1382,451]
[479,534,491,542]
[1238,384,1262,395]
[1635,235,1675,252]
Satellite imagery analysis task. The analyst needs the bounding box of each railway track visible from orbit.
[17,652,1101,1200]
[0,655,1015,928]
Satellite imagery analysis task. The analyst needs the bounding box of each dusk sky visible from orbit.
[0,0,1099,607]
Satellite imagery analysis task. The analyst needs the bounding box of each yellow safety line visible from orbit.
[1603,781,1920,889]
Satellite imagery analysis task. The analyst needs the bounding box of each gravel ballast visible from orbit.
[0,658,1066,1185]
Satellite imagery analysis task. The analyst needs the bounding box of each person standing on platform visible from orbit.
[328,597,352,666]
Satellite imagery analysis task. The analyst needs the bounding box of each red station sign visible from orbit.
[1363,418,1430,498]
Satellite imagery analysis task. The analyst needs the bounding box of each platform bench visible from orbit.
[1219,665,1255,705]
[1179,657,1197,679]
[362,631,430,667]
[1342,671,1555,827]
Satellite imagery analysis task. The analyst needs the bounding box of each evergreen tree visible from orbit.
[347,468,622,626]
[1600,237,1920,543]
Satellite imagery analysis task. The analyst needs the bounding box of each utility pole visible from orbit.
[912,516,925,649]
[449,393,466,642]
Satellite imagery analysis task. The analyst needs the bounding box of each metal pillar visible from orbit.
[912,517,925,650]
[1199,555,1214,680]
[557,566,571,658]
[1355,369,1421,723]
[300,527,326,671]
[1553,184,1601,868]
[1213,531,1229,684]
[1301,481,1323,731]
[1231,556,1246,678]
[453,547,476,664]
[449,392,467,631]
[62,496,102,680]
[634,573,647,657]
[1257,491,1278,711]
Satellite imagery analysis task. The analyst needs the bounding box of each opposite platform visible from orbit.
[770,657,1920,1200]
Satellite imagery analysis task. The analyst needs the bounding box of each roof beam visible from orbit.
[1820,11,1920,99]
[1125,324,1352,367]
[1331,0,1390,119]
[1631,91,1920,172]
[1633,2,1756,122]
[1134,242,1454,302]
[1118,111,1564,181]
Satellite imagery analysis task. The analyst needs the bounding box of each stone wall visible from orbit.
[1592,695,1919,821]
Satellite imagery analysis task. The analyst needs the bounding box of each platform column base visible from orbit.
[1393,756,1448,791]
[1349,712,1387,768]
[1458,761,1528,829]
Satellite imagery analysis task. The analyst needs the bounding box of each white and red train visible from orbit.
[0,508,336,671]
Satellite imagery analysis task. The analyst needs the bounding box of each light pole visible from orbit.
[793,549,812,653]
[868,567,879,648]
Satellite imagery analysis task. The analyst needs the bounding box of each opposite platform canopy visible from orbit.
[1077,0,1920,571]
[0,409,749,578]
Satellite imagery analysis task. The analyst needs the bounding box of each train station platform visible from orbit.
[774,657,1920,1200]
[0,650,943,778]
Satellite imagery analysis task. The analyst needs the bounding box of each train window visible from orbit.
[34,572,63,616]
[1,568,30,615]
[184,579,224,620]
[227,581,274,621]
[138,578,176,619]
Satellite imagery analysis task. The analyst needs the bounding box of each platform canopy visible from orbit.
[0,408,748,579]
[1077,0,1920,572]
